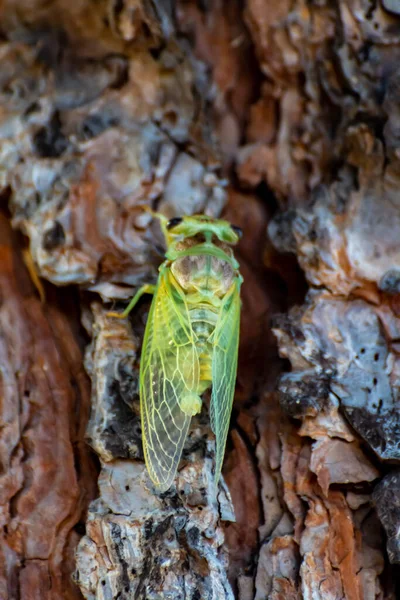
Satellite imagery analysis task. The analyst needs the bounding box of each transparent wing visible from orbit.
[140,268,200,492]
[210,278,241,486]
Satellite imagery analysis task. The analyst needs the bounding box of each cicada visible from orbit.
[110,212,243,492]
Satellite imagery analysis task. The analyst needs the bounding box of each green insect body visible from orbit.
[111,212,243,492]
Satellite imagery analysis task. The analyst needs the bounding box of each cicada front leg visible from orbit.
[107,283,156,319]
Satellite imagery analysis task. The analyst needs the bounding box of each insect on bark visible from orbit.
[109,212,243,492]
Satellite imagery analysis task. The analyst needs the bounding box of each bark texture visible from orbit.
[1,0,400,599]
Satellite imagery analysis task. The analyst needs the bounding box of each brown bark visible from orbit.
[1,0,400,599]
[0,214,97,599]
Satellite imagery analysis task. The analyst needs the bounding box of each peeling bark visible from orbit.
[0,215,96,599]
[1,0,400,599]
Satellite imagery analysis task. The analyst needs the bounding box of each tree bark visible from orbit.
[0,0,399,599]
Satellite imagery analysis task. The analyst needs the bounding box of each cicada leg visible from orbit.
[22,247,45,303]
[141,206,170,241]
[107,283,156,319]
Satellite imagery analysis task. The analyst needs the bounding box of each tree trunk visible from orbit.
[0,0,399,599]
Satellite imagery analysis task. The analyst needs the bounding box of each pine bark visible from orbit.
[0,1,399,599]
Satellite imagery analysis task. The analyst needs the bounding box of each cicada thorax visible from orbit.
[170,235,236,298]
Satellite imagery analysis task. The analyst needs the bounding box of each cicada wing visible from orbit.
[210,279,241,486]
[140,269,200,492]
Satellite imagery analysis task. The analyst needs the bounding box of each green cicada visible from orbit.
[110,212,243,492]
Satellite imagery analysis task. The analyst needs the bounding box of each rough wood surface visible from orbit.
[1,0,400,599]
[0,215,97,599]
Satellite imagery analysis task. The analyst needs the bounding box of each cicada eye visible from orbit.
[231,225,243,239]
[167,217,183,230]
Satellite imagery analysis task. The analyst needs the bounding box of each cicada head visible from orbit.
[164,214,242,246]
